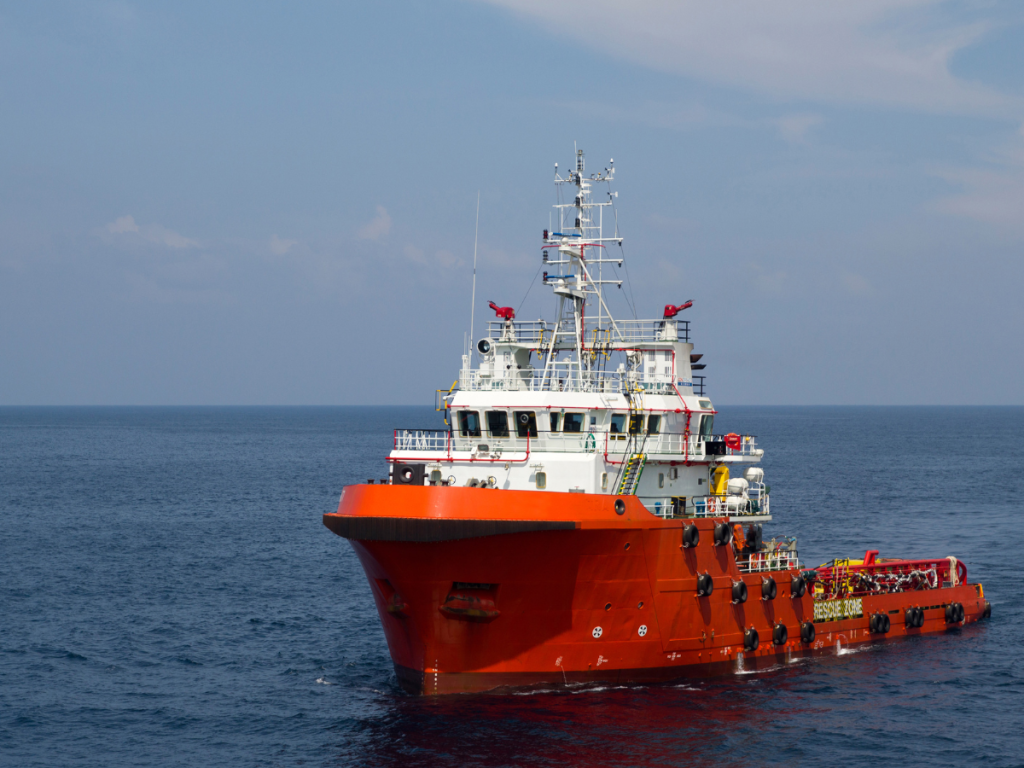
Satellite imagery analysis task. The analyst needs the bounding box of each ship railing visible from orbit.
[459,367,636,394]
[459,366,701,394]
[392,428,764,464]
[393,428,600,456]
[460,368,682,394]
[392,429,762,460]
[394,429,450,452]
[737,548,800,574]
[640,492,770,519]
[486,318,689,344]
[691,492,770,518]
[604,433,760,460]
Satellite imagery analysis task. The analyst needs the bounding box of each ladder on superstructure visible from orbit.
[616,453,647,495]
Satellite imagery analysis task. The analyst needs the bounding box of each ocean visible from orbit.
[1,406,1021,767]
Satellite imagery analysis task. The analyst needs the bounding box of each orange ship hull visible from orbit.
[324,485,988,694]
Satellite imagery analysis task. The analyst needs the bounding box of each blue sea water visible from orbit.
[1,406,1021,767]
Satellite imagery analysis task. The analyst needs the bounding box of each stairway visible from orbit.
[616,453,647,495]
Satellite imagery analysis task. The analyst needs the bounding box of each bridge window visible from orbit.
[610,413,626,434]
[515,411,538,438]
[563,413,584,433]
[458,411,481,437]
[646,415,661,435]
[549,412,561,432]
[486,411,509,438]
[699,414,714,438]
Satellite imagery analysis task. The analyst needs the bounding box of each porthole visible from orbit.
[624,542,631,551]
[637,601,644,609]
[605,603,612,611]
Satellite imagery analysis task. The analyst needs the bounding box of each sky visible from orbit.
[1,0,1023,405]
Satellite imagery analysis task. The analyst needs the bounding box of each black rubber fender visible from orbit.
[945,603,963,624]
[905,607,918,628]
[761,576,777,601]
[957,603,965,623]
[731,580,748,605]
[713,523,732,547]
[791,574,806,598]
[772,623,788,646]
[744,627,759,652]
[982,601,992,619]
[682,524,699,549]
[800,621,815,644]
[870,612,889,634]
[696,573,714,597]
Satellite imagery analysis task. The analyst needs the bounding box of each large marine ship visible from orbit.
[324,149,991,694]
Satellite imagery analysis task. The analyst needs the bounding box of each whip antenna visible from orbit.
[469,191,480,352]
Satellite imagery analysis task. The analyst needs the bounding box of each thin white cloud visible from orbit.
[481,0,1011,114]
[357,206,392,240]
[104,215,199,249]
[842,271,874,296]
[774,113,824,144]
[933,125,1024,233]
[107,215,139,234]
[269,234,297,255]
[403,244,427,264]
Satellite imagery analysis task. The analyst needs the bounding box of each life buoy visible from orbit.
[705,496,719,515]
[724,433,742,451]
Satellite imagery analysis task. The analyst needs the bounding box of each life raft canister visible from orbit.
[724,433,742,451]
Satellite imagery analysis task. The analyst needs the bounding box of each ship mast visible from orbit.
[540,148,624,391]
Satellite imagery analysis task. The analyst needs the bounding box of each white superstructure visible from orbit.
[389,149,768,521]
